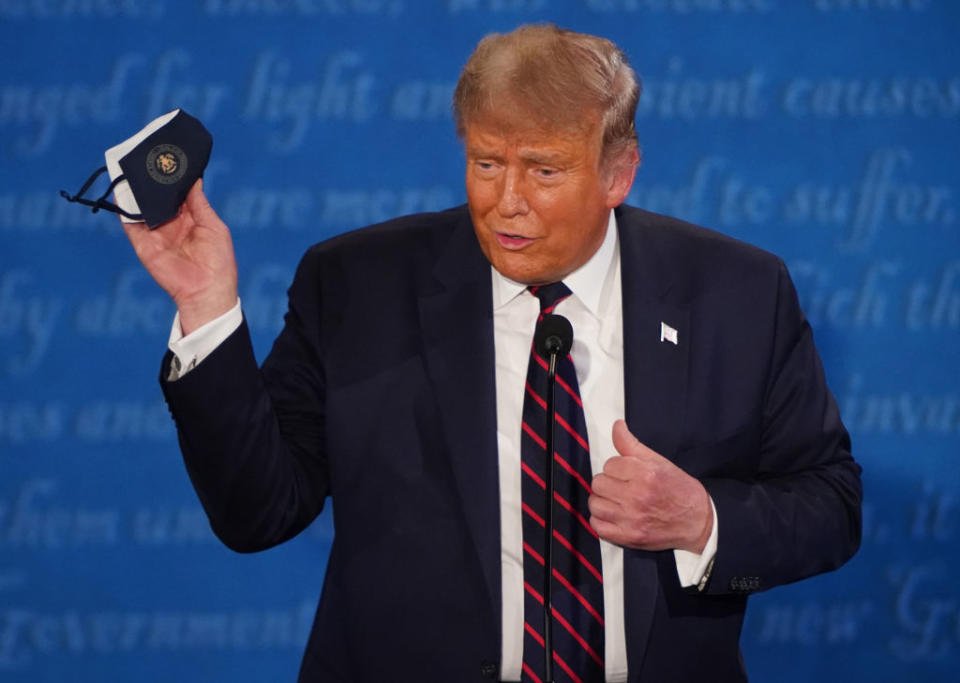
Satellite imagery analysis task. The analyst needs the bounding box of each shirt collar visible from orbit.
[491,210,618,317]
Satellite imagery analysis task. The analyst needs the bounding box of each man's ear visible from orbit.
[604,145,640,208]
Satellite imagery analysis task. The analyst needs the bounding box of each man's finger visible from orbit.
[119,216,158,261]
[185,178,204,209]
[600,454,642,481]
[587,492,621,522]
[589,516,627,545]
[611,419,662,462]
[184,178,215,221]
[119,216,147,239]
[591,472,621,497]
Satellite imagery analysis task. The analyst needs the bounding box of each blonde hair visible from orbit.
[453,24,640,162]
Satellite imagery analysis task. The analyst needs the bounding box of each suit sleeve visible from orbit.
[699,260,862,595]
[159,247,331,553]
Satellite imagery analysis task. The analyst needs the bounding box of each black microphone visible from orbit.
[534,314,573,378]
[532,313,573,683]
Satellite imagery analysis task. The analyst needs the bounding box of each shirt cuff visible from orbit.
[673,496,718,590]
[167,298,243,381]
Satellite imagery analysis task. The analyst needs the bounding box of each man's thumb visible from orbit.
[185,178,212,218]
[612,419,650,459]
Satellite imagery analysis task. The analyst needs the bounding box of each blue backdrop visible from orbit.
[2,1,958,681]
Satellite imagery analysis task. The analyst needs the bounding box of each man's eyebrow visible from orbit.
[466,146,502,159]
[518,149,568,165]
[464,145,569,164]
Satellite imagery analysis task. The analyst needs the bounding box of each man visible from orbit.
[122,25,861,683]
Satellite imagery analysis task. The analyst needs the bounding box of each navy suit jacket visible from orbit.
[161,204,861,682]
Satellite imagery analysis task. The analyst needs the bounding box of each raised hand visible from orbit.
[589,420,713,554]
[121,179,238,335]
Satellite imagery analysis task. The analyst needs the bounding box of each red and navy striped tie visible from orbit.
[521,283,604,683]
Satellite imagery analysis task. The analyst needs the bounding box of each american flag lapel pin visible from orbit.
[660,321,678,345]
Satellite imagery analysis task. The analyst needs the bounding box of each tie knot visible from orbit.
[529,282,572,312]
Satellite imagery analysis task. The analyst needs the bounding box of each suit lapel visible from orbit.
[417,210,502,622]
[617,207,691,674]
[618,207,691,460]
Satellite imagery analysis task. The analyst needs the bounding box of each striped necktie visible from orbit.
[521,282,604,683]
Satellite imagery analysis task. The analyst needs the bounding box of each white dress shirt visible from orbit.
[168,211,717,681]
[493,211,716,681]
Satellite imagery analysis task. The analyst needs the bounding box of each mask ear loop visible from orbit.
[60,166,144,221]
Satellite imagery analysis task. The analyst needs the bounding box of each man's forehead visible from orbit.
[465,96,599,136]
[466,125,563,149]
[464,116,602,155]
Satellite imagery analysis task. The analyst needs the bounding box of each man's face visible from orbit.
[464,117,635,285]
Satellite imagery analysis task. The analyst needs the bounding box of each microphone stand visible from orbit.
[534,313,571,683]
[543,340,560,683]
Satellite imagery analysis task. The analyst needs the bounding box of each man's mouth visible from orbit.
[495,232,535,249]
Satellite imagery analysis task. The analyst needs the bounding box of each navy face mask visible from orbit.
[60,109,212,229]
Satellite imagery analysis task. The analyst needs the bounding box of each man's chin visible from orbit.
[489,256,558,286]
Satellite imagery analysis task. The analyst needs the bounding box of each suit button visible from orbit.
[480,660,498,679]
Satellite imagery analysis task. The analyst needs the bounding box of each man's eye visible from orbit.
[537,168,558,178]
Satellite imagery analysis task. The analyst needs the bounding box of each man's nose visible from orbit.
[497,167,529,217]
